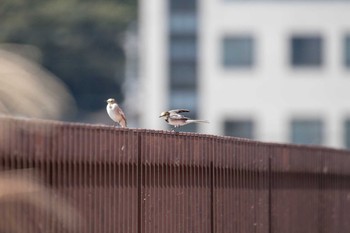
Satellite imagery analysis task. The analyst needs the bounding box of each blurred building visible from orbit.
[138,0,350,149]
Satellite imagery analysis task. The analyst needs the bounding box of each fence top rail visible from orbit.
[0,115,347,151]
[1,116,350,175]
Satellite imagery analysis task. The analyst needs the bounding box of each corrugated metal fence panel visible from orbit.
[0,117,139,233]
[212,139,269,233]
[1,117,350,233]
[139,130,211,233]
[270,146,350,233]
[321,150,350,233]
[270,146,320,233]
[55,124,138,233]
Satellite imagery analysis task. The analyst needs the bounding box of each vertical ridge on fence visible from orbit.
[268,155,272,233]
[137,132,142,233]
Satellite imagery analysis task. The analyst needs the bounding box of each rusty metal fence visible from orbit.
[0,116,350,233]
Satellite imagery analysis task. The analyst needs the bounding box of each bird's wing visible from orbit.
[117,107,127,127]
[168,109,190,115]
[169,114,189,120]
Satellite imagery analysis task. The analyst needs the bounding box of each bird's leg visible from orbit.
[171,125,178,132]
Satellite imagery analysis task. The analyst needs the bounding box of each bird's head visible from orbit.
[159,111,170,119]
[106,98,116,104]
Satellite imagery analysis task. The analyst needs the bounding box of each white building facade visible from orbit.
[139,0,350,149]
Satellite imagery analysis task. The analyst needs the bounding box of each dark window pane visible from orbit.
[291,119,323,145]
[169,12,197,34]
[345,36,350,67]
[170,62,197,87]
[345,120,350,149]
[170,36,197,61]
[291,36,323,67]
[169,89,197,112]
[224,120,254,139]
[170,0,196,11]
[222,36,254,68]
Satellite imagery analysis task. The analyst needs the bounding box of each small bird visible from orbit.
[106,98,127,127]
[159,109,209,130]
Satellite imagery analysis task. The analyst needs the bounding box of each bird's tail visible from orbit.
[187,119,209,124]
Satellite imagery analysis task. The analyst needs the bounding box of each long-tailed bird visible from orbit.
[159,109,209,129]
[106,98,127,127]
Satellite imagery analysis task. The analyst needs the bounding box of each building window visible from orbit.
[170,36,197,61]
[222,36,254,68]
[291,36,323,67]
[224,120,254,139]
[345,36,350,68]
[290,119,323,145]
[170,0,196,10]
[170,62,196,87]
[169,12,197,34]
[344,120,350,149]
[169,89,197,112]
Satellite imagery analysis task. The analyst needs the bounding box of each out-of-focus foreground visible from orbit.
[0,46,76,120]
[0,169,83,233]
